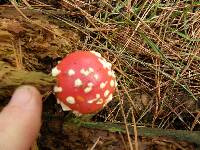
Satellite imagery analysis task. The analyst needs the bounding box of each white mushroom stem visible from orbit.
[73,110,82,116]
[60,102,71,111]
[56,98,61,104]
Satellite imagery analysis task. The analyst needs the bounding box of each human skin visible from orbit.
[0,86,42,150]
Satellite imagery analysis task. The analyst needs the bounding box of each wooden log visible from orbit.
[63,118,200,146]
[0,61,55,99]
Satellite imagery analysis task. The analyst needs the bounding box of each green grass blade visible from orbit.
[140,32,179,72]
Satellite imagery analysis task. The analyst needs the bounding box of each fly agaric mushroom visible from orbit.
[52,50,117,115]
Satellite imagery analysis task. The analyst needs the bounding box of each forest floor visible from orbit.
[0,0,200,149]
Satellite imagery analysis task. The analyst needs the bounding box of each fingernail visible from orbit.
[10,85,41,106]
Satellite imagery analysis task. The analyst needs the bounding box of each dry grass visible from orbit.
[47,0,200,129]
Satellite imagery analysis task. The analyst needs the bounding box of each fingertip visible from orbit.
[0,85,43,150]
[10,85,42,108]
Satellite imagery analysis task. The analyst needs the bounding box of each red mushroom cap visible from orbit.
[52,50,117,115]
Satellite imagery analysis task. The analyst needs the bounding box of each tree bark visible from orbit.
[0,61,55,99]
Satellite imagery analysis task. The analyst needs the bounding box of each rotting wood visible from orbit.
[0,61,55,99]
[63,118,200,146]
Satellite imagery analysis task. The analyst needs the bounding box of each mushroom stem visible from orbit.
[65,111,95,121]
[0,61,55,99]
